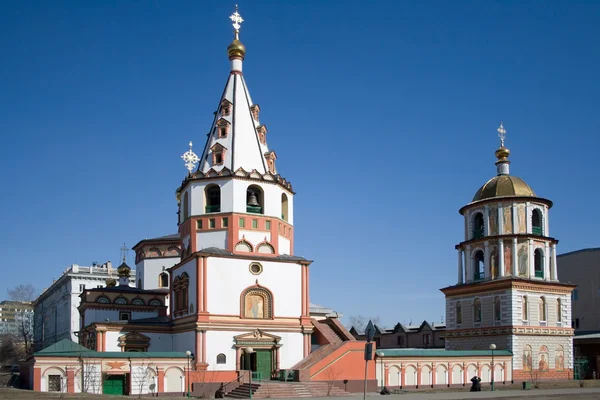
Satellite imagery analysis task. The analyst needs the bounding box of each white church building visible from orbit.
[25,8,369,396]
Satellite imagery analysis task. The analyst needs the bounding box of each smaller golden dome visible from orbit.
[227,39,246,60]
[117,262,131,277]
[495,146,510,160]
[472,175,535,202]
[106,278,117,287]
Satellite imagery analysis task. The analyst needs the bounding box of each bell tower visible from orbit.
[168,6,312,373]
[441,123,575,381]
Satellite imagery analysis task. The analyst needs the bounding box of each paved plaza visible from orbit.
[3,387,600,399]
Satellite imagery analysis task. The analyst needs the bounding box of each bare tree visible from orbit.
[7,284,37,302]
[347,315,381,331]
[131,359,155,398]
[76,357,101,394]
[6,284,37,357]
[324,368,340,396]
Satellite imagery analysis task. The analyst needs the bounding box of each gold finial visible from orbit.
[228,5,246,60]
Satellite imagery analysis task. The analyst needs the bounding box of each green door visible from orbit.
[255,350,272,380]
[103,375,126,395]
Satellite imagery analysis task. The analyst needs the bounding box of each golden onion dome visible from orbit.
[117,262,131,276]
[227,39,246,60]
[495,146,510,160]
[472,175,535,202]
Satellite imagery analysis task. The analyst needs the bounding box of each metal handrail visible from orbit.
[223,370,249,394]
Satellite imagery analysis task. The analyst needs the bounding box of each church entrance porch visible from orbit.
[234,329,282,380]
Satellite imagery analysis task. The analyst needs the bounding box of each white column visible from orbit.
[484,241,490,279]
[466,246,472,282]
[458,250,464,284]
[552,243,558,280]
[484,205,490,236]
[528,239,534,279]
[512,203,518,235]
[544,205,549,237]
[544,243,550,281]
[498,205,504,234]
[511,238,518,276]
[498,239,505,277]
[525,203,531,234]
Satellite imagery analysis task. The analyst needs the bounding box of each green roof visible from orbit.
[376,348,513,358]
[36,339,92,354]
[34,339,188,359]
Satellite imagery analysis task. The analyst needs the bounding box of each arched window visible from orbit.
[473,213,484,238]
[532,209,543,236]
[205,185,221,213]
[241,286,273,319]
[159,272,169,288]
[473,298,481,323]
[216,354,226,364]
[557,298,562,323]
[132,299,144,306]
[246,185,264,214]
[115,297,127,305]
[456,302,462,325]
[183,192,189,221]
[522,296,529,321]
[474,251,484,281]
[281,193,289,221]
[97,297,109,304]
[540,297,547,322]
[173,273,190,314]
[534,249,544,278]
[149,299,162,307]
[494,297,501,321]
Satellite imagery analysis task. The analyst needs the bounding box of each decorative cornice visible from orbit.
[441,278,576,296]
[177,167,294,194]
[445,325,574,338]
[456,233,558,249]
[459,196,553,215]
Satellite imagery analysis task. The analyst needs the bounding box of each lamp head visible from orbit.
[185,350,192,356]
[489,344,497,350]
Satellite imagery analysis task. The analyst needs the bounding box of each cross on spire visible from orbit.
[229,5,244,33]
[120,243,129,264]
[181,141,200,173]
[497,122,507,147]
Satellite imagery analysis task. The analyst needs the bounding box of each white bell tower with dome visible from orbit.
[167,6,312,378]
[441,123,576,381]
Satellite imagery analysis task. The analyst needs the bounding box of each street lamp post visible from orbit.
[185,350,192,398]
[489,344,496,391]
[245,347,255,399]
[378,352,385,391]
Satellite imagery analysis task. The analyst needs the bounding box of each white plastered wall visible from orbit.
[206,257,302,317]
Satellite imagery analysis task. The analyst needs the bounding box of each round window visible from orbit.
[249,263,263,275]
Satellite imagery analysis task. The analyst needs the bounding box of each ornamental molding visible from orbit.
[179,167,294,193]
[445,325,574,338]
[456,234,558,249]
[441,279,576,296]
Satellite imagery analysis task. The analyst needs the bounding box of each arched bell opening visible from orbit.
[205,184,221,213]
[246,185,264,214]
[473,251,484,281]
[532,209,543,236]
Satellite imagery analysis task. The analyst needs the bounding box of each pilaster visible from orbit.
[511,238,517,276]
[484,241,490,279]
[544,242,550,280]
[528,239,534,279]
[458,250,464,284]
[498,239,505,277]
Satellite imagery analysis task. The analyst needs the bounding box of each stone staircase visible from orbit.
[225,381,350,398]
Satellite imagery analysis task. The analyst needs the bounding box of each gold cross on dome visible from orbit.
[497,122,507,147]
[229,5,244,31]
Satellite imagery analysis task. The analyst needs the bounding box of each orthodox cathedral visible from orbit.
[25,7,369,396]
[24,5,575,397]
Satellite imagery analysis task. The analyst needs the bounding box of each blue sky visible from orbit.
[1,1,599,328]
